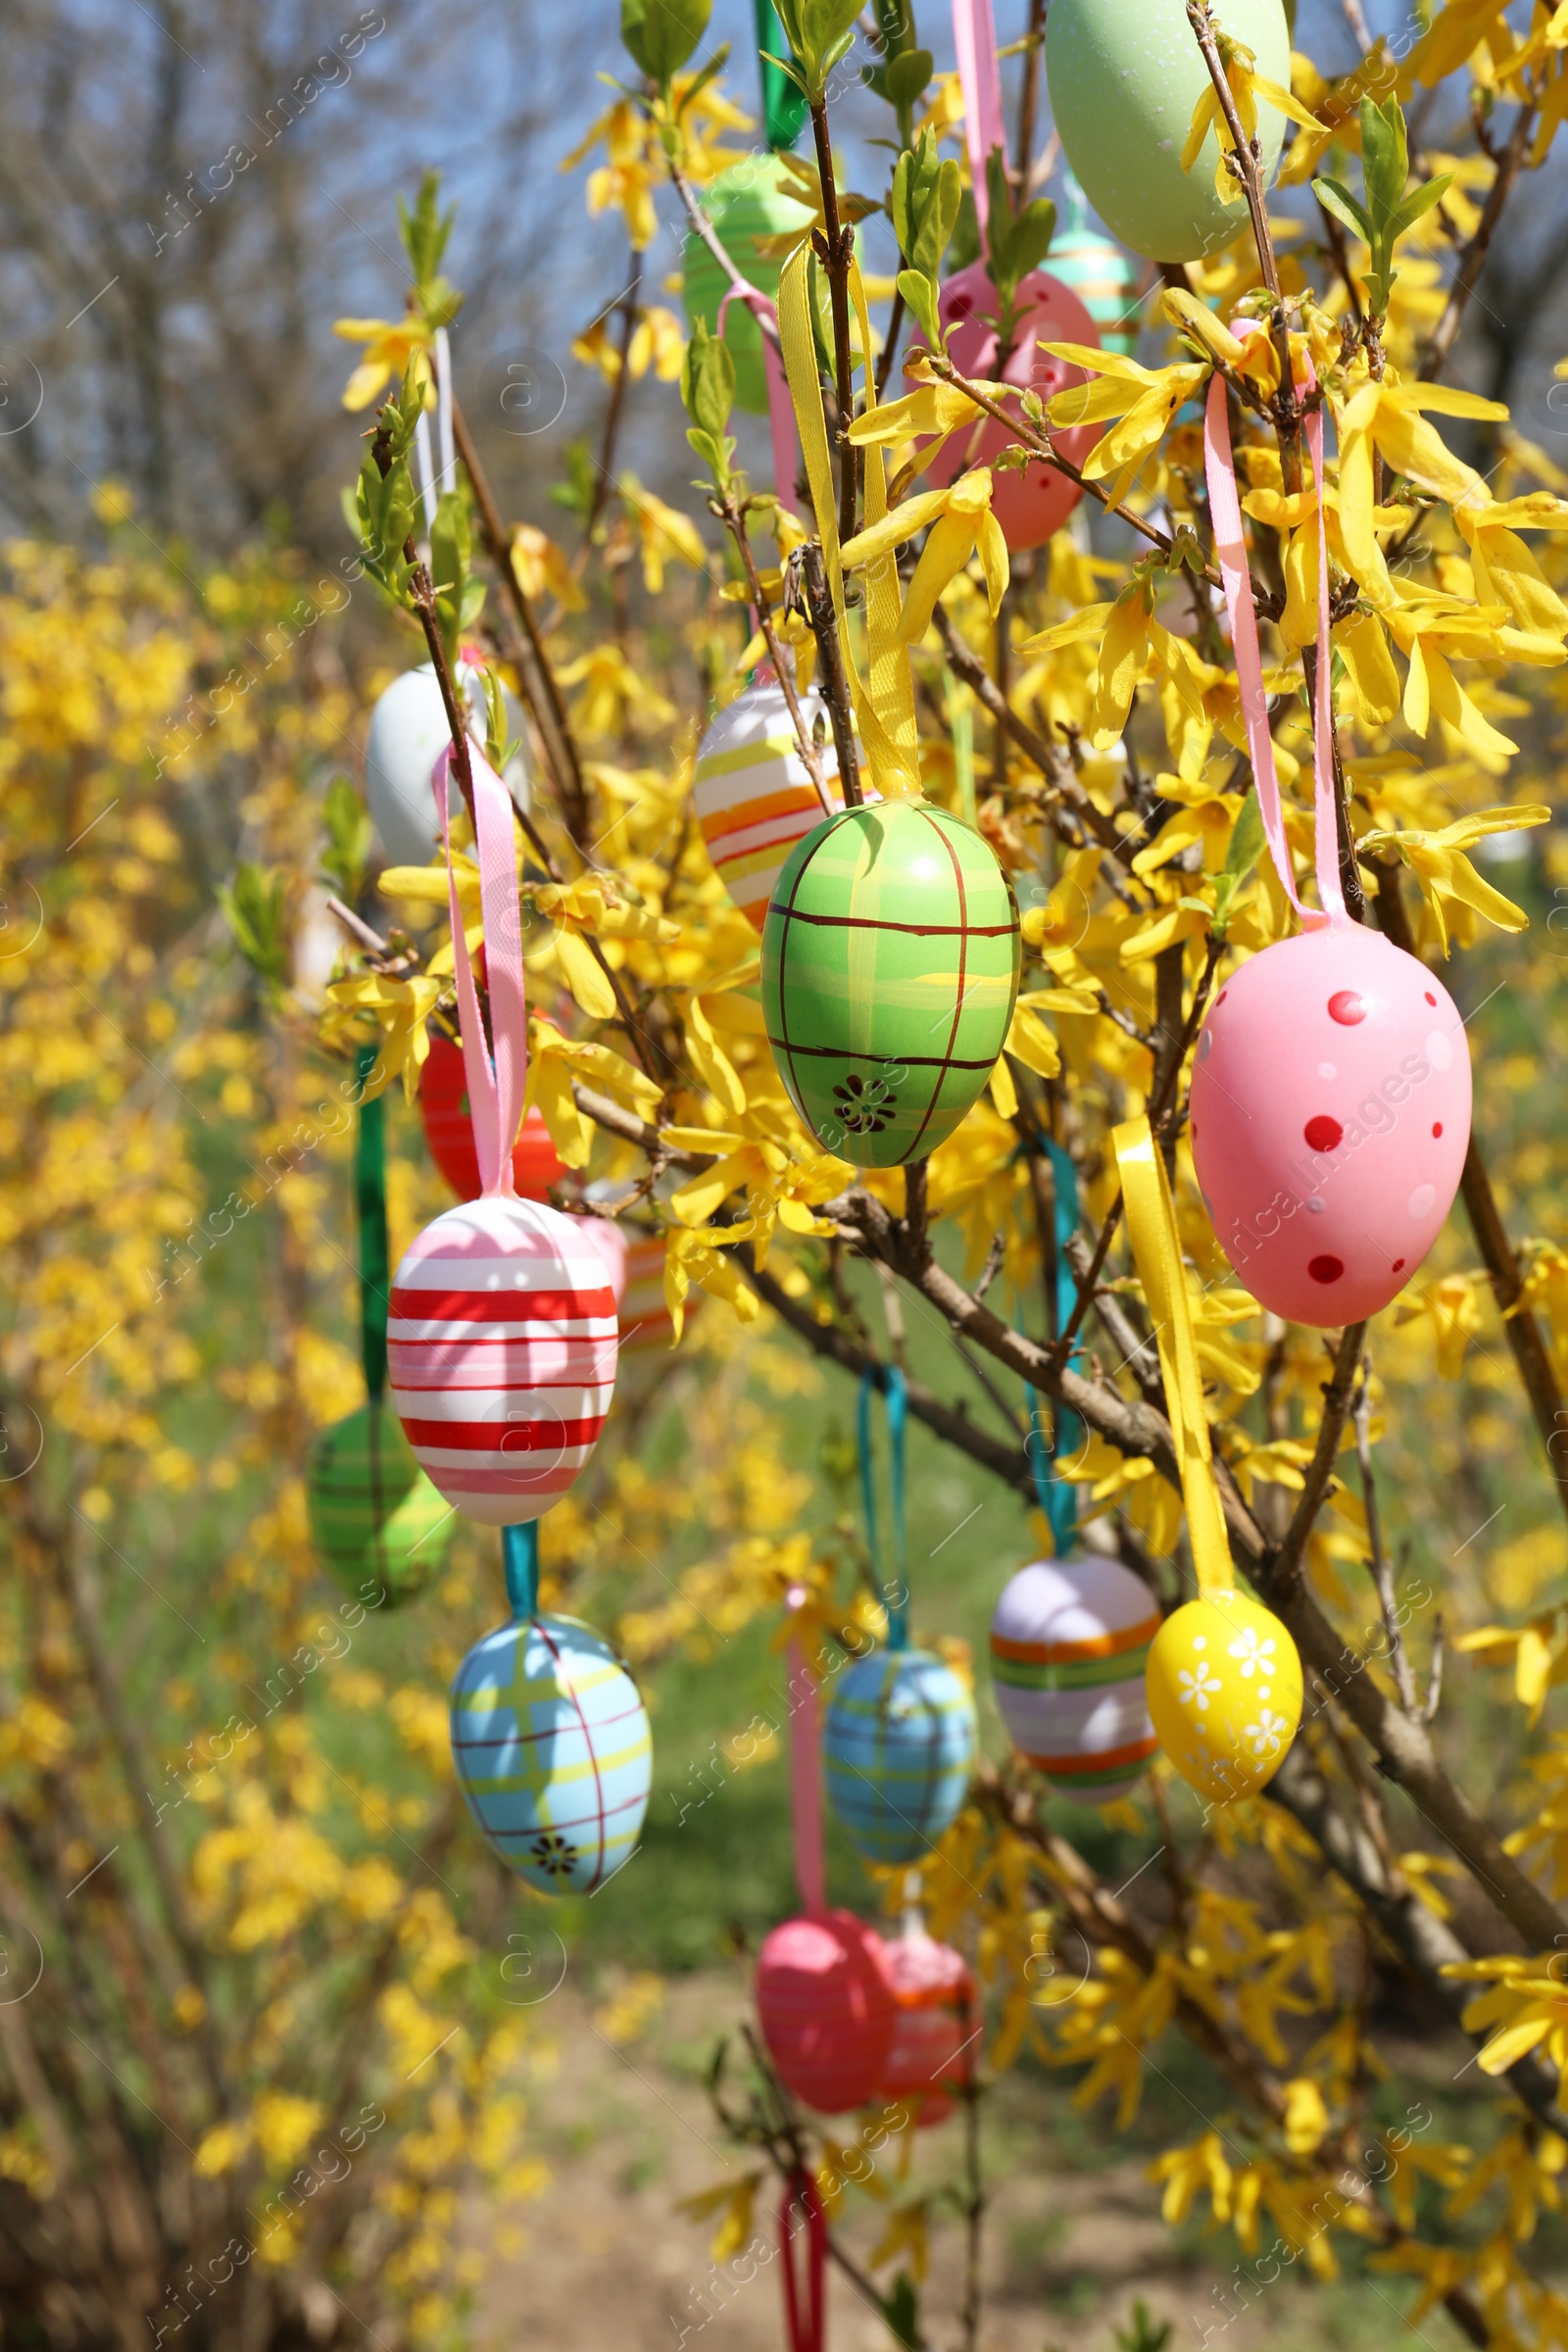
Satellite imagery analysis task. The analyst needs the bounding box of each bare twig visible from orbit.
[1352,1349,1417,1711]
[1421,101,1538,381]
[786,542,861,804]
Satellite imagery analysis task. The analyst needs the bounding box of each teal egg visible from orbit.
[1050,173,1142,357]
[682,157,815,414]
[306,1404,453,1608]
[449,1614,652,1895]
[760,802,1020,1169]
[822,1649,977,1865]
[1045,0,1293,264]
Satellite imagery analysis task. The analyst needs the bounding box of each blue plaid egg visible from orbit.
[822,1649,977,1865]
[450,1615,651,1895]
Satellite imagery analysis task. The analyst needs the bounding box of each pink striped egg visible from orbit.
[388,1196,619,1526]
[693,676,868,933]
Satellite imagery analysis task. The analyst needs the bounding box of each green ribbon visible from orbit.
[858,1365,908,1650]
[754,0,808,150]
[503,1522,540,1620]
[1025,1140,1083,1558]
[355,1043,389,1403]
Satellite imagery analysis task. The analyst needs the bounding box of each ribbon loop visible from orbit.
[1202,355,1347,929]
[433,736,527,1197]
[1111,1117,1233,1598]
[503,1520,540,1620]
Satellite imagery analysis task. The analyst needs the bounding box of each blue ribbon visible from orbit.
[503,1522,539,1621]
[1026,1139,1083,1559]
[858,1364,908,1650]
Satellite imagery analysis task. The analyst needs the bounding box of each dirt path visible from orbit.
[474,1967,1360,2352]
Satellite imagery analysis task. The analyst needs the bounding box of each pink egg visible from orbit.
[916,266,1103,551]
[873,1924,976,2127]
[1188,925,1471,1328]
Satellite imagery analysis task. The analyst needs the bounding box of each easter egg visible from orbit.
[306,1402,453,1606]
[756,1909,897,2112]
[990,1555,1159,1803]
[761,803,1020,1168]
[365,660,530,869]
[874,1924,976,2126]
[918,266,1102,551]
[450,1613,651,1893]
[1188,925,1471,1327]
[1050,177,1142,356]
[821,1649,977,1865]
[693,673,868,933]
[1146,1589,1302,1805]
[1045,0,1293,263]
[418,1034,565,1202]
[388,1195,618,1525]
[682,156,816,415]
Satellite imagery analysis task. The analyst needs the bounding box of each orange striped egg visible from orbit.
[990,1555,1158,1803]
[693,674,867,933]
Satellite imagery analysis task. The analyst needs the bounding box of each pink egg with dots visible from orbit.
[1188,927,1471,1328]
[916,266,1102,551]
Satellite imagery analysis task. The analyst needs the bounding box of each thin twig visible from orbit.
[1352,1349,1417,1711]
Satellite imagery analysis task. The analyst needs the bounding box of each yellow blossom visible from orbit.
[840,468,1008,643]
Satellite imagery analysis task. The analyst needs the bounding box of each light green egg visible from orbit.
[1046,0,1293,264]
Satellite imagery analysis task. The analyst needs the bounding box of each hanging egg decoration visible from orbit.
[1188,925,1471,1328]
[450,1612,651,1892]
[990,1555,1159,1803]
[761,804,1020,1168]
[1146,1588,1303,1806]
[756,1909,897,2112]
[1045,0,1293,264]
[874,1921,977,2127]
[306,1402,453,1607]
[365,659,530,869]
[919,266,1102,551]
[693,672,868,934]
[418,1034,565,1201]
[681,155,816,414]
[821,1649,977,1865]
[388,1195,619,1526]
[1049,173,1142,357]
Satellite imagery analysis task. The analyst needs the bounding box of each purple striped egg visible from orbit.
[389,1196,618,1526]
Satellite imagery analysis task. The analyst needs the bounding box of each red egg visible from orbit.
[1189,925,1472,1327]
[756,1910,896,2113]
[419,1034,564,1202]
[916,266,1103,551]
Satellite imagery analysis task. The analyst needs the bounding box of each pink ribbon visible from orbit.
[1202,352,1347,929]
[785,1589,824,1914]
[718,282,799,514]
[953,0,1004,233]
[432,735,528,1197]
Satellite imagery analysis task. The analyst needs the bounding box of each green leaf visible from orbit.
[883,47,932,107]
[320,778,373,902]
[1313,174,1373,246]
[1387,173,1452,239]
[1005,194,1056,285]
[896,268,942,351]
[620,0,710,87]
[879,2273,921,2352]
[1359,94,1408,228]
[218,865,292,992]
[681,318,736,443]
[430,489,473,669]
[773,0,861,99]
[397,172,455,295]
[1220,782,1264,883]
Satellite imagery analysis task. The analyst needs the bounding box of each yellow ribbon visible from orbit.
[776,242,921,799]
[1111,1116,1233,1599]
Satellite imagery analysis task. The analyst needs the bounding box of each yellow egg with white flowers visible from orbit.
[1146,1590,1302,1805]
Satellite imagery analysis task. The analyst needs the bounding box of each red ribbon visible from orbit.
[779,2168,827,2352]
[433,734,527,1198]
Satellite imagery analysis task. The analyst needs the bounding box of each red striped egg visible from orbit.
[388,1197,619,1526]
